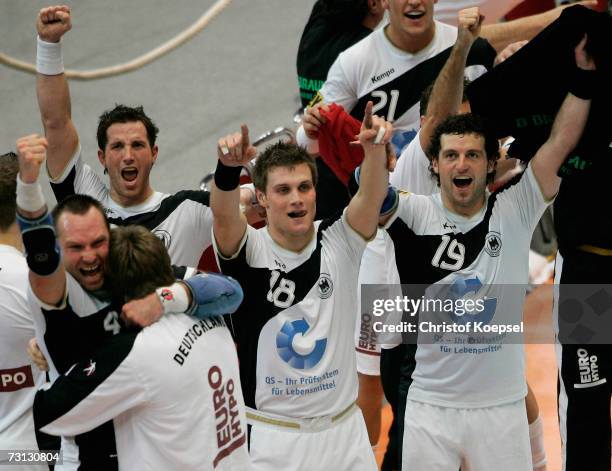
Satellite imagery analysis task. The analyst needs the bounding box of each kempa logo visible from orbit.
[371,68,395,84]
[574,348,607,388]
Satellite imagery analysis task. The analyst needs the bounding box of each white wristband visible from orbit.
[16,174,46,212]
[156,282,190,315]
[36,36,64,75]
[296,125,320,155]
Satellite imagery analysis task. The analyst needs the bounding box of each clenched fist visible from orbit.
[16,134,47,184]
[457,7,484,47]
[37,5,72,43]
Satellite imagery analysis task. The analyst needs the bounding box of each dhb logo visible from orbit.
[276,318,327,369]
[447,276,497,325]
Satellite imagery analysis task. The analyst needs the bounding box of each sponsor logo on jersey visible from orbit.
[447,276,497,325]
[0,365,35,392]
[443,222,456,230]
[371,68,395,84]
[159,288,174,302]
[484,231,502,257]
[153,229,172,249]
[317,273,333,299]
[173,317,226,365]
[83,360,96,377]
[208,365,246,468]
[357,313,378,353]
[276,318,327,369]
[574,348,607,389]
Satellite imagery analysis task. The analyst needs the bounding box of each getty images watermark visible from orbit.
[358,283,612,347]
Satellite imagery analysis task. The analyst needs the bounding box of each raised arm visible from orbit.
[420,7,483,151]
[36,5,79,179]
[480,1,597,52]
[15,135,66,305]
[530,35,595,200]
[120,271,244,327]
[346,101,392,240]
[210,125,257,257]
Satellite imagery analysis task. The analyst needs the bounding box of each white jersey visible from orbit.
[49,146,214,267]
[435,0,523,25]
[384,165,549,407]
[33,312,249,471]
[355,133,438,368]
[28,275,118,470]
[27,267,197,470]
[390,130,439,195]
[214,210,367,418]
[319,22,494,152]
[0,246,47,464]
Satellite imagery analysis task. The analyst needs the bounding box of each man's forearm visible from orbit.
[481,8,561,52]
[549,92,591,155]
[37,73,72,130]
[426,40,470,124]
[36,39,78,179]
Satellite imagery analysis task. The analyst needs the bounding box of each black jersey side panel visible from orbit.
[351,37,495,121]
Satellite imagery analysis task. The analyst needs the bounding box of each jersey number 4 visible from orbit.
[431,235,465,271]
[103,311,121,335]
[267,271,296,308]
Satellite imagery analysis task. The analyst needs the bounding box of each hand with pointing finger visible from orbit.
[357,101,393,156]
[217,124,258,168]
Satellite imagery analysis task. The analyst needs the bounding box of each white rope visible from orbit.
[0,0,232,81]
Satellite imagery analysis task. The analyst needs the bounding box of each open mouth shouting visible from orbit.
[453,176,473,188]
[288,210,307,219]
[404,10,426,21]
[121,167,138,183]
[80,263,102,280]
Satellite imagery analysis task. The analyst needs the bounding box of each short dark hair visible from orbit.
[427,113,500,185]
[320,0,370,27]
[108,225,174,302]
[419,78,471,117]
[51,194,110,234]
[251,142,318,192]
[0,152,18,231]
[96,105,159,151]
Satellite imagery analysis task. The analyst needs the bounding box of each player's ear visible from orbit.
[432,156,440,174]
[487,157,495,174]
[97,149,108,174]
[256,189,268,209]
[151,145,159,168]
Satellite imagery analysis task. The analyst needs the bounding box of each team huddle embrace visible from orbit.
[1,1,610,470]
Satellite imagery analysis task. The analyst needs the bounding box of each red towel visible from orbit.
[317,103,364,185]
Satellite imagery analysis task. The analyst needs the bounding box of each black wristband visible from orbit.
[214,160,242,191]
[569,67,596,100]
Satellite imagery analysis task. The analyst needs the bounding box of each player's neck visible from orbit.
[110,186,155,208]
[441,194,486,219]
[268,225,315,254]
[0,223,24,253]
[384,23,435,54]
